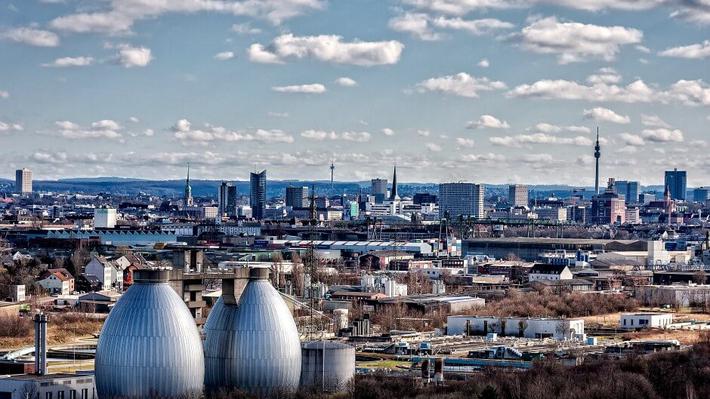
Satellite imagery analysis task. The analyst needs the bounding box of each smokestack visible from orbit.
[34,313,48,375]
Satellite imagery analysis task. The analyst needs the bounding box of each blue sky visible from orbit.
[0,0,708,186]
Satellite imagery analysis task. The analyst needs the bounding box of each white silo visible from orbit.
[95,269,204,399]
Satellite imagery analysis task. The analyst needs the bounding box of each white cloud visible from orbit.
[456,137,475,147]
[129,116,140,123]
[214,51,235,60]
[467,114,510,129]
[117,44,152,68]
[619,132,645,146]
[248,34,404,66]
[143,129,155,137]
[231,23,261,35]
[461,152,505,162]
[665,80,710,106]
[635,45,651,53]
[417,129,431,137]
[508,78,654,103]
[517,16,642,64]
[415,72,506,98]
[1,27,59,47]
[49,0,324,34]
[426,142,442,152]
[268,111,289,118]
[586,67,621,84]
[55,119,123,140]
[529,123,590,134]
[301,130,371,142]
[335,77,357,87]
[0,91,8,99]
[583,107,630,124]
[641,128,684,142]
[0,121,23,132]
[42,56,95,67]
[172,119,294,143]
[272,84,326,94]
[659,40,710,59]
[382,128,395,136]
[640,114,671,128]
[388,13,513,40]
[490,133,592,147]
[401,0,662,15]
[478,58,489,68]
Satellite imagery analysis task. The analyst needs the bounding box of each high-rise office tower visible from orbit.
[664,168,687,201]
[218,182,237,217]
[15,168,32,194]
[693,187,709,203]
[508,184,528,207]
[285,186,308,208]
[591,178,626,225]
[250,170,266,220]
[371,178,388,203]
[439,183,484,220]
[184,164,193,206]
[615,180,639,204]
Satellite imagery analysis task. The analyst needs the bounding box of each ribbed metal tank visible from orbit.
[204,267,301,396]
[300,341,356,392]
[95,269,205,399]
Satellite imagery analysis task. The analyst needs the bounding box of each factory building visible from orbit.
[447,316,585,341]
[619,313,673,329]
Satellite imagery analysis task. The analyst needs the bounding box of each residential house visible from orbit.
[84,255,117,291]
[528,264,573,282]
[37,268,74,295]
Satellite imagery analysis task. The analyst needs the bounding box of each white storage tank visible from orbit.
[95,269,204,399]
[203,296,239,389]
[300,341,356,392]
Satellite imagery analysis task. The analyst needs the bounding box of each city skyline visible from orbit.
[1,1,709,185]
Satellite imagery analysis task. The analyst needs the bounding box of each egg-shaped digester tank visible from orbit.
[203,295,239,389]
[95,269,205,399]
[206,267,301,396]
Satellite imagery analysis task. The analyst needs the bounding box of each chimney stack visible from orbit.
[34,313,48,375]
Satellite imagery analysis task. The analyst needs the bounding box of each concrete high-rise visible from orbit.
[591,179,626,225]
[439,183,484,220]
[371,178,387,203]
[508,184,528,207]
[285,186,308,208]
[218,182,237,217]
[15,168,32,194]
[693,187,709,203]
[664,169,687,201]
[250,170,266,220]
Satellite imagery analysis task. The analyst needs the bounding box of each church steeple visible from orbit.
[389,164,399,201]
[184,163,193,206]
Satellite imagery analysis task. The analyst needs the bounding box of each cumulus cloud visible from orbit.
[248,34,403,66]
[401,0,663,15]
[389,12,514,40]
[0,121,23,132]
[172,119,294,144]
[478,58,490,68]
[619,132,645,146]
[640,114,671,128]
[517,16,642,64]
[335,77,357,87]
[42,56,95,67]
[116,44,152,67]
[49,0,324,34]
[528,123,590,134]
[467,114,510,129]
[426,142,443,152]
[0,91,8,99]
[301,130,371,142]
[461,152,505,162]
[641,128,684,142]
[513,75,710,106]
[54,119,123,140]
[382,128,395,136]
[272,83,326,94]
[388,13,442,41]
[456,137,475,147]
[214,51,235,60]
[417,129,431,137]
[583,107,630,124]
[1,27,60,47]
[415,72,506,98]
[659,40,710,59]
[490,133,592,147]
[586,67,622,84]
[231,23,261,35]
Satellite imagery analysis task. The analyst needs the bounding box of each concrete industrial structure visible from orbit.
[300,341,356,392]
[619,313,673,329]
[439,183,484,220]
[447,316,585,341]
[94,269,205,399]
[14,168,32,194]
[93,207,117,229]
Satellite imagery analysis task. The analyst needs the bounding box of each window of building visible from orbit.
[69,390,76,399]
[45,393,52,399]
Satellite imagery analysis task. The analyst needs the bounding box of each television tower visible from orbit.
[329,161,335,191]
[594,127,601,195]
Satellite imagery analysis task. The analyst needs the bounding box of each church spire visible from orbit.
[389,164,398,201]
